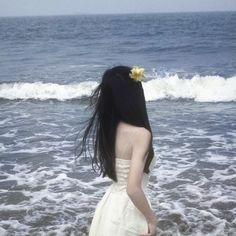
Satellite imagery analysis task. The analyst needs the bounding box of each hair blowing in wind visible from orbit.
[74,65,154,182]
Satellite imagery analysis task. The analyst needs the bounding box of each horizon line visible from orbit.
[0,10,235,18]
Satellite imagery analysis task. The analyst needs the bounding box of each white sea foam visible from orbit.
[143,74,236,102]
[0,74,235,102]
[0,81,98,101]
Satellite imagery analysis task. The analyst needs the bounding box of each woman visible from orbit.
[76,65,157,236]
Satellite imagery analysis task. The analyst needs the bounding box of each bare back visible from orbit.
[114,121,138,161]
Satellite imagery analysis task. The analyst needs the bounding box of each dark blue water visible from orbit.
[0,12,236,235]
[0,12,235,84]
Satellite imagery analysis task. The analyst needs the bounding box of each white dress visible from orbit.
[88,154,157,236]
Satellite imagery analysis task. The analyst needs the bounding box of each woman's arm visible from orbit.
[126,128,156,224]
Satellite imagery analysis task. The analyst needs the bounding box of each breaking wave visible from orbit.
[0,74,235,102]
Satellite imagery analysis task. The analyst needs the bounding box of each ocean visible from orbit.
[0,11,235,235]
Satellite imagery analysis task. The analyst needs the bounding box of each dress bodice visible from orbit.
[89,155,157,235]
[111,155,157,192]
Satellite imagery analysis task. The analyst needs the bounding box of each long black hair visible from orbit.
[75,65,154,182]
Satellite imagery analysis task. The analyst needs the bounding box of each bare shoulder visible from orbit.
[128,126,151,151]
[137,127,151,137]
[118,121,151,143]
[132,126,151,139]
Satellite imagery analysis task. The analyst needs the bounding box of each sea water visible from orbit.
[0,12,235,235]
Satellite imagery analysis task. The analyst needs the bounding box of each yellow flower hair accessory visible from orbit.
[129,66,145,82]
